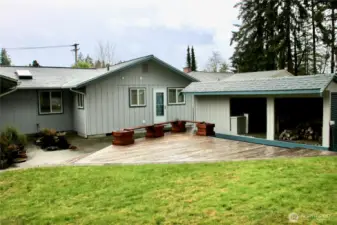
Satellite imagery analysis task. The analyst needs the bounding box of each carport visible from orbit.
[185,74,337,151]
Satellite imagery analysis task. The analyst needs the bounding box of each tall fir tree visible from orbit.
[191,46,197,71]
[186,46,192,68]
[0,48,11,66]
[230,0,331,75]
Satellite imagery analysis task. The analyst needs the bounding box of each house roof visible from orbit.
[188,72,233,82]
[224,69,293,81]
[183,74,335,96]
[0,55,197,89]
[64,55,198,88]
[188,69,292,82]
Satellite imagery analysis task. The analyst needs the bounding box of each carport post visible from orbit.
[266,97,275,140]
[322,92,331,148]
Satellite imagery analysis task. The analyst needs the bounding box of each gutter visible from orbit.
[0,81,20,98]
[184,89,322,96]
[69,88,85,95]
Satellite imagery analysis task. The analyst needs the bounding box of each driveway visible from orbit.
[74,132,337,165]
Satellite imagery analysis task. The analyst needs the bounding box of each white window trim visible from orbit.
[38,91,63,115]
[168,88,185,105]
[130,88,146,107]
[77,93,84,109]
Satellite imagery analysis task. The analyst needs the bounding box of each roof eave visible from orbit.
[184,89,322,96]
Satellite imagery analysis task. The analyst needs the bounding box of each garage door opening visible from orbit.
[275,98,323,146]
[230,98,267,139]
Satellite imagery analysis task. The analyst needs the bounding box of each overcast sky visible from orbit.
[0,0,239,70]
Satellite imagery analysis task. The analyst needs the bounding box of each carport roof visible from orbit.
[183,74,336,96]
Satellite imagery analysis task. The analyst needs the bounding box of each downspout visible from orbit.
[0,81,20,98]
[69,87,88,138]
[69,87,85,95]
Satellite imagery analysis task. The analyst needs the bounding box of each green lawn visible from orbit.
[1,157,337,225]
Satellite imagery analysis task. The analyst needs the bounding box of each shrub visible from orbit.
[0,127,28,169]
[40,128,57,136]
[1,126,27,147]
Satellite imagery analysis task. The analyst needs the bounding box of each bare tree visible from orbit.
[96,41,116,68]
[205,51,223,72]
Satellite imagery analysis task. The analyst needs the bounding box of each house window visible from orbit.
[77,94,84,109]
[39,91,63,114]
[168,88,185,105]
[130,88,146,107]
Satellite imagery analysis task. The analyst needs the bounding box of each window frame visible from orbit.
[38,90,64,115]
[167,87,186,105]
[77,93,85,109]
[129,87,147,108]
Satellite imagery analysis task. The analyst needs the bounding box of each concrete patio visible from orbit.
[74,132,337,165]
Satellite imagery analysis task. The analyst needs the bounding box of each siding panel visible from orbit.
[0,90,73,134]
[85,61,193,134]
[195,95,230,134]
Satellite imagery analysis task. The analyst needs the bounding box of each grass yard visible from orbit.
[1,157,337,225]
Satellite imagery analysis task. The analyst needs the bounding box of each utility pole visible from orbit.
[72,43,80,64]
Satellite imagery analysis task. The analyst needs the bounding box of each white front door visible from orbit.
[153,88,167,124]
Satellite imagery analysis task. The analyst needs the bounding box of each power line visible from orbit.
[2,43,80,65]
[3,44,74,50]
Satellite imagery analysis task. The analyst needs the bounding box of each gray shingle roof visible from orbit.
[183,74,335,95]
[0,55,197,89]
[225,69,293,81]
[188,72,233,82]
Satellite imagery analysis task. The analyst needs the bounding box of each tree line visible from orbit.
[231,0,337,75]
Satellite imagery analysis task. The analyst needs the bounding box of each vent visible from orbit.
[15,70,33,79]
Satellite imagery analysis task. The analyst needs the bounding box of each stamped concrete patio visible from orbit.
[74,132,337,165]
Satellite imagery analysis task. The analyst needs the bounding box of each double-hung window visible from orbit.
[39,91,63,114]
[168,88,185,105]
[77,94,84,109]
[130,88,146,107]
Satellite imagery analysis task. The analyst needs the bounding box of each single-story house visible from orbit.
[183,70,337,151]
[0,55,198,137]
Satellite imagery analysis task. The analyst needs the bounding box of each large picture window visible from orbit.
[39,91,63,114]
[130,88,146,107]
[77,93,84,109]
[168,88,185,105]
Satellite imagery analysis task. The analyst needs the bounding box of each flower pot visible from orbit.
[112,130,134,146]
[171,121,186,133]
[196,123,215,136]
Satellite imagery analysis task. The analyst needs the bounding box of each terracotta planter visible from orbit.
[146,125,165,138]
[196,123,215,136]
[171,121,186,133]
[112,130,135,146]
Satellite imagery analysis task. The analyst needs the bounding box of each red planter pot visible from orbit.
[146,125,165,138]
[171,121,186,133]
[112,130,135,146]
[196,123,215,136]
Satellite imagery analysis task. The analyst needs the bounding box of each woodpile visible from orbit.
[279,123,322,143]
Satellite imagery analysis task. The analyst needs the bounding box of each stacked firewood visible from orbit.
[279,124,322,142]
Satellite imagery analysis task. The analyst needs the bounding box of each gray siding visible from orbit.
[73,93,87,137]
[0,90,73,134]
[195,95,230,134]
[86,61,193,135]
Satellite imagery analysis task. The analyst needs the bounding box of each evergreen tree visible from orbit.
[186,46,191,68]
[191,46,197,71]
[230,0,314,75]
[85,54,94,67]
[0,48,11,66]
[32,60,40,67]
